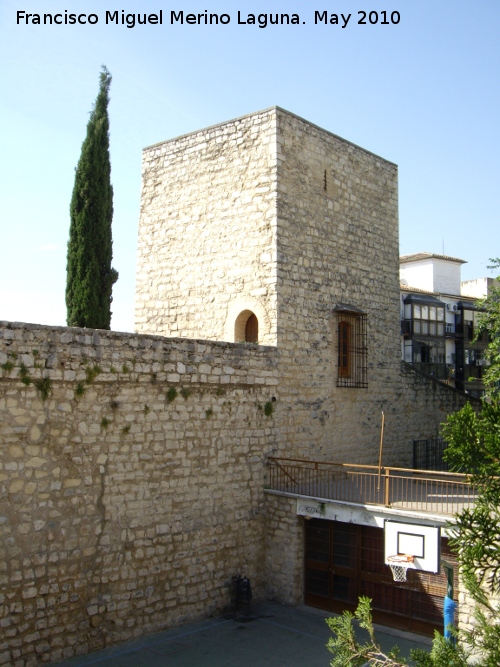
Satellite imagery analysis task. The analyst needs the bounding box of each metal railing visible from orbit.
[267,457,477,516]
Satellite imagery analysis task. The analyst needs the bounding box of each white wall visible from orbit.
[461,278,493,298]
[432,260,462,295]
[400,258,462,295]
[400,259,435,292]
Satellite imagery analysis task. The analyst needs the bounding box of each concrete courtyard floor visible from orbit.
[50,601,432,667]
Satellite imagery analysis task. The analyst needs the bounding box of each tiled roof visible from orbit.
[400,284,438,295]
[400,284,480,301]
[400,252,466,264]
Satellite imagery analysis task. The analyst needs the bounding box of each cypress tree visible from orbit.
[66,66,118,329]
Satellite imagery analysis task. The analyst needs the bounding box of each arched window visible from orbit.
[234,310,259,343]
[245,313,258,343]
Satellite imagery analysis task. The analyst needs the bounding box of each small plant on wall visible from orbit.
[167,387,178,403]
[33,349,42,369]
[75,382,86,398]
[85,364,102,384]
[264,401,274,417]
[18,363,31,386]
[1,360,14,374]
[35,377,52,401]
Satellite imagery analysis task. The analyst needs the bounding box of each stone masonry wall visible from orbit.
[135,107,473,468]
[135,109,278,346]
[0,325,474,664]
[264,493,304,606]
[272,109,472,465]
[274,109,399,463]
[458,581,500,638]
[0,322,279,665]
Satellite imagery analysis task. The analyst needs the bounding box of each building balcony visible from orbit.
[400,319,446,338]
[267,457,476,517]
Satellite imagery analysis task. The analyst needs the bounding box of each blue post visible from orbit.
[443,595,457,640]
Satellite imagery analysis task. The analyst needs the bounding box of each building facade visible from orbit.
[400,253,490,397]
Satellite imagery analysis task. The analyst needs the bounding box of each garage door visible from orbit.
[304,519,458,636]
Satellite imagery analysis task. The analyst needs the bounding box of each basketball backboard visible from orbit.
[384,520,441,574]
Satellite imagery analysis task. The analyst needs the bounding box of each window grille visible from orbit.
[334,304,368,388]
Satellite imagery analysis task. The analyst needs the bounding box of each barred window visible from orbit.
[334,304,368,388]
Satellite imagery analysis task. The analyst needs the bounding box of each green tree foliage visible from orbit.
[66,66,118,329]
[442,401,500,598]
[327,261,500,666]
[441,260,500,666]
[441,259,500,551]
[326,597,409,667]
[326,597,470,667]
[478,258,500,393]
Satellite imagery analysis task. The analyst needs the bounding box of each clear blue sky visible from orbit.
[1,0,499,332]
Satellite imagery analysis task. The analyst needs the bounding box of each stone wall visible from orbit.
[0,321,475,664]
[135,107,473,468]
[264,493,304,606]
[272,109,471,466]
[0,322,278,665]
[458,582,500,638]
[394,363,478,467]
[274,107,398,463]
[135,109,278,345]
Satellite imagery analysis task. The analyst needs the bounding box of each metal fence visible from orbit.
[267,457,476,516]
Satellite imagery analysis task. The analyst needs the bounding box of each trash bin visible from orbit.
[233,575,252,613]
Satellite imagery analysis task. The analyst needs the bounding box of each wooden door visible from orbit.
[304,519,458,636]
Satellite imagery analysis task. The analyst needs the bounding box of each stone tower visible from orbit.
[136,107,406,462]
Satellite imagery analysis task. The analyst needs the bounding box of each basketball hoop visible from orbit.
[387,554,414,582]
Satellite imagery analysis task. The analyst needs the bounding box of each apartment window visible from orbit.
[403,296,445,337]
[334,304,368,388]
